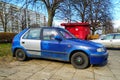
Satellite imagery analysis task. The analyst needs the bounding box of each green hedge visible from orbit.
[0,32,17,43]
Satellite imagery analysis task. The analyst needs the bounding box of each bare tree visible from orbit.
[70,0,113,34]
[88,0,113,34]
[0,1,11,32]
[72,0,91,22]
[56,0,74,23]
[34,0,63,26]
[0,0,23,32]
[14,0,66,27]
[88,0,101,34]
[14,9,26,30]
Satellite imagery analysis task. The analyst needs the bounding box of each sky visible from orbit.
[110,0,120,29]
[1,0,120,28]
[111,0,120,20]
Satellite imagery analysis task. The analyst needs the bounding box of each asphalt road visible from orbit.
[0,49,120,80]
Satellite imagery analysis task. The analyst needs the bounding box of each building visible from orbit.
[0,1,46,32]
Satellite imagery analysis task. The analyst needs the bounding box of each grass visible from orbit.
[0,43,14,63]
[0,43,12,57]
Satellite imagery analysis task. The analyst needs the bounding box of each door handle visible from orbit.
[22,41,25,44]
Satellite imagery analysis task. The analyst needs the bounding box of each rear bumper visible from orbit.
[90,52,108,65]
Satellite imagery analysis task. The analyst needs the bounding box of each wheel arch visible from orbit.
[69,50,89,62]
[13,47,26,57]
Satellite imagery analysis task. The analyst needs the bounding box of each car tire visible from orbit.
[71,52,89,69]
[15,49,27,61]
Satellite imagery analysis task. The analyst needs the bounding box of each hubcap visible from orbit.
[74,56,83,65]
[17,51,24,58]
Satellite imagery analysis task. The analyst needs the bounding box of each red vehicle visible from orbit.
[61,23,90,40]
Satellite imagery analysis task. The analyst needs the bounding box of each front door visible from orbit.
[101,34,114,48]
[41,28,68,60]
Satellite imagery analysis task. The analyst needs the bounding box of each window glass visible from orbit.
[103,34,114,40]
[59,29,75,39]
[23,28,41,40]
[114,34,120,39]
[43,29,58,40]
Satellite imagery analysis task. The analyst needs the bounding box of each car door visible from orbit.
[20,28,41,56]
[112,34,120,48]
[100,34,114,48]
[41,28,69,60]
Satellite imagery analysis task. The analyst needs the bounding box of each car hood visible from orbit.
[91,39,102,41]
[67,38,104,48]
[90,39,103,43]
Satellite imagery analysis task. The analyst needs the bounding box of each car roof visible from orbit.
[107,33,120,35]
[29,27,63,30]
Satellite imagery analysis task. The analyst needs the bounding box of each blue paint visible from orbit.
[12,28,29,55]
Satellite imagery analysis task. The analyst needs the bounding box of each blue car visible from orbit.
[12,27,108,69]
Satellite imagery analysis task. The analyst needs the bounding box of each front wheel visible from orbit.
[15,49,27,61]
[71,52,89,69]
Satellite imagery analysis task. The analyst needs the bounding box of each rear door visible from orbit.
[112,34,120,48]
[20,28,41,56]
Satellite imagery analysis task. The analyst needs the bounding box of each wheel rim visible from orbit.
[74,56,84,65]
[17,51,24,59]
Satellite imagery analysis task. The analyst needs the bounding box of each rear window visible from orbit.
[23,28,41,40]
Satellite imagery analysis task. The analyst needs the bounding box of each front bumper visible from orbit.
[90,51,108,65]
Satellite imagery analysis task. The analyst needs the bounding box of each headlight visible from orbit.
[97,48,105,52]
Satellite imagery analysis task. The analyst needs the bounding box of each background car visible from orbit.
[12,27,108,69]
[91,33,120,48]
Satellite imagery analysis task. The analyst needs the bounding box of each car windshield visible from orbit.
[59,28,76,39]
[99,35,106,39]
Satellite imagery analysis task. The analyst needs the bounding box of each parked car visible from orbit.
[91,33,120,48]
[12,27,108,69]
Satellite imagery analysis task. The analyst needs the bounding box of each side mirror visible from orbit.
[54,35,62,41]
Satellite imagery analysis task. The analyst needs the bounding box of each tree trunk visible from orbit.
[47,10,55,27]
[92,29,95,35]
[91,26,96,35]
[4,25,7,32]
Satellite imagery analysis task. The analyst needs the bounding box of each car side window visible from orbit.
[23,28,41,40]
[59,30,73,39]
[114,34,120,39]
[42,29,58,40]
[103,35,114,40]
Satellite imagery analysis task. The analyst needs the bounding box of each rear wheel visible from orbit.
[71,52,89,69]
[15,49,27,61]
